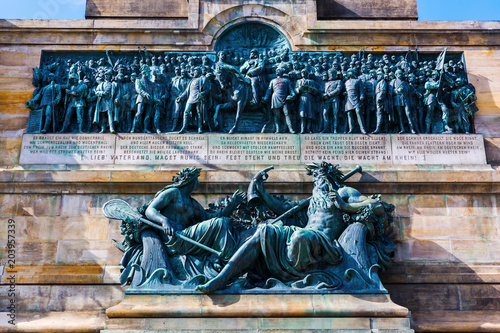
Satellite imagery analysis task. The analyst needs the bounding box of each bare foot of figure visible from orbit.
[196,277,226,294]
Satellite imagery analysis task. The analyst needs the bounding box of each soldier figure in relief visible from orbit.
[132,65,155,133]
[124,73,138,133]
[177,67,209,134]
[60,73,88,133]
[263,67,296,134]
[26,72,61,133]
[424,70,441,133]
[409,73,426,133]
[152,70,169,134]
[113,72,129,133]
[322,69,344,133]
[452,77,477,134]
[240,49,265,106]
[344,68,367,134]
[170,68,190,132]
[94,71,116,134]
[393,69,418,134]
[363,69,378,133]
[205,72,222,133]
[295,70,318,134]
[373,70,388,134]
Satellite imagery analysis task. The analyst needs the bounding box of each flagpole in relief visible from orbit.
[404,47,411,74]
[435,48,447,100]
[461,52,468,81]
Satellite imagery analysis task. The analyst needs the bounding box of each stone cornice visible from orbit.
[2,19,499,31]
[0,169,498,195]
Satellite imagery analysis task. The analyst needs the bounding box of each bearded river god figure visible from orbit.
[104,162,396,294]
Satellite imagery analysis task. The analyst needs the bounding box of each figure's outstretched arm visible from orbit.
[329,190,374,213]
[145,189,177,236]
[254,177,293,215]
[220,190,246,217]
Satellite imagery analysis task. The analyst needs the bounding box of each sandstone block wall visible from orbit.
[0,12,500,332]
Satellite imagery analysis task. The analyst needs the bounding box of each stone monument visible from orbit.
[103,162,413,332]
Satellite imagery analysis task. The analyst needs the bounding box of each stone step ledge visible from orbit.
[412,310,500,332]
[0,168,498,184]
[106,294,409,318]
[104,316,412,332]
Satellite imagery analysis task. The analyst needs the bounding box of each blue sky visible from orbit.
[1,0,500,20]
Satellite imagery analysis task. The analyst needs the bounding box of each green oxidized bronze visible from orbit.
[103,162,396,294]
[26,24,477,135]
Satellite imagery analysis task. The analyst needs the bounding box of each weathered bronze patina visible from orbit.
[104,162,397,294]
[26,26,477,135]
